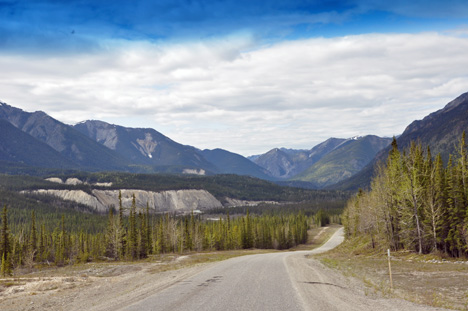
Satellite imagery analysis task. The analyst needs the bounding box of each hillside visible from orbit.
[292,135,391,188]
[0,172,350,224]
[331,92,468,191]
[0,102,130,170]
[250,138,346,179]
[74,120,217,172]
[199,148,274,180]
[0,119,77,169]
[0,102,281,178]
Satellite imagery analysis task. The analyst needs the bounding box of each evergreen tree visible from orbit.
[38,224,45,262]
[118,190,126,259]
[138,211,148,259]
[1,252,11,277]
[446,157,466,257]
[105,208,118,259]
[157,218,165,254]
[145,203,152,256]
[127,194,138,260]
[245,210,253,248]
[29,210,37,257]
[0,205,10,264]
[343,133,468,257]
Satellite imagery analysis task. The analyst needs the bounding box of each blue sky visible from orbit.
[1,0,468,155]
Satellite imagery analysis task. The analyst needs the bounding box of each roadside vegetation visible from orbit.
[323,132,468,310]
[0,189,340,276]
[343,132,468,257]
[317,236,468,310]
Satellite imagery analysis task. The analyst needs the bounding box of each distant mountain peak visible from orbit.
[0,103,130,170]
[332,91,468,191]
[445,91,468,111]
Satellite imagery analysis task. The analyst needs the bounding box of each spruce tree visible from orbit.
[105,208,117,259]
[157,218,165,254]
[138,211,147,259]
[118,190,125,259]
[29,210,37,260]
[145,202,152,255]
[127,194,137,260]
[1,252,11,277]
[0,205,10,264]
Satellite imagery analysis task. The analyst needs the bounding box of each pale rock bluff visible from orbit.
[25,188,223,213]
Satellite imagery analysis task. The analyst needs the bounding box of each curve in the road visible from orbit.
[123,227,447,311]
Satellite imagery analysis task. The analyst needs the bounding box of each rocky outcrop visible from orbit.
[45,177,64,184]
[26,189,105,211]
[64,178,84,185]
[182,169,206,175]
[92,189,223,212]
[25,188,223,213]
[224,198,279,207]
[45,177,112,187]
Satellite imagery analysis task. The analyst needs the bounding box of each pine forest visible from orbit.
[0,190,338,275]
[343,132,468,258]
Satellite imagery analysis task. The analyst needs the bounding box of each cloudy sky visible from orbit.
[1,1,468,156]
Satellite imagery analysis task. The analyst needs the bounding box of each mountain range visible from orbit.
[0,102,274,180]
[331,91,468,191]
[1,91,467,190]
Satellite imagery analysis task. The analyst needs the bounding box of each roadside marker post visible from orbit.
[387,249,393,291]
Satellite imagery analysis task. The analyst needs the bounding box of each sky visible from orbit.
[1,1,468,156]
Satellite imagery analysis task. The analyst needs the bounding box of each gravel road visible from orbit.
[123,228,447,311]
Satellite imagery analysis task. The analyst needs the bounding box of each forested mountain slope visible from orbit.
[0,102,130,170]
[250,138,346,179]
[198,148,273,180]
[0,119,76,169]
[331,92,468,191]
[0,102,278,179]
[292,135,391,188]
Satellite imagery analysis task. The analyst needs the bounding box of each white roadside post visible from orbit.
[387,249,393,291]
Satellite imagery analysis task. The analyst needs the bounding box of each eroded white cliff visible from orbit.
[25,188,223,213]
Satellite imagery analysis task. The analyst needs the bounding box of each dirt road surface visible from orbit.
[123,228,447,311]
[0,228,449,311]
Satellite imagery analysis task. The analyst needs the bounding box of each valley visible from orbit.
[0,101,393,189]
[1,93,468,310]
[2,1,468,310]
[0,227,454,311]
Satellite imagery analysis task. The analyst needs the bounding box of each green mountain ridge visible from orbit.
[292,135,392,188]
[198,148,274,180]
[331,91,468,191]
[250,138,347,179]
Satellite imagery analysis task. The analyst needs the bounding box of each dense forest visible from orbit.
[343,133,468,258]
[0,172,350,204]
[0,190,338,276]
[0,168,348,275]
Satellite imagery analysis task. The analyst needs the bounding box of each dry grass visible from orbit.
[291,224,341,251]
[316,237,468,310]
[0,225,339,311]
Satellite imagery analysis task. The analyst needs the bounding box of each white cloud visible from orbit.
[1,32,468,156]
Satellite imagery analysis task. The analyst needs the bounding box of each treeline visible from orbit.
[0,171,350,205]
[343,133,468,257]
[0,189,107,235]
[0,193,324,275]
[206,202,342,224]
